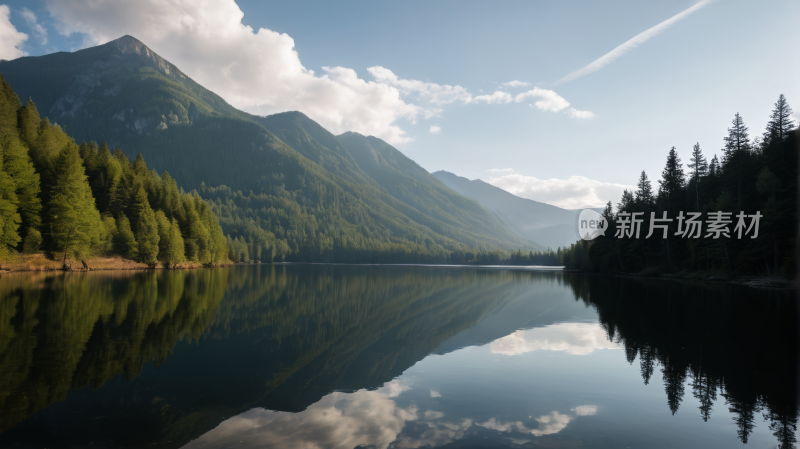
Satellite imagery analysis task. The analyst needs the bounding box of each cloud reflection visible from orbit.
[477,405,597,438]
[490,322,622,355]
[183,381,416,449]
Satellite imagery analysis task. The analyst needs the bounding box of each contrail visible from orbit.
[555,0,713,85]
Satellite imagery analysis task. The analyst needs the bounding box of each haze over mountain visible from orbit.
[0,35,549,261]
[433,171,581,250]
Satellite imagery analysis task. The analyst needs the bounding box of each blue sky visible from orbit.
[1,0,797,208]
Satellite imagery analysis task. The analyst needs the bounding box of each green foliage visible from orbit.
[0,38,539,264]
[161,217,186,267]
[0,153,21,248]
[132,187,159,265]
[114,215,138,259]
[0,75,228,264]
[22,227,41,254]
[46,143,105,259]
[101,215,117,252]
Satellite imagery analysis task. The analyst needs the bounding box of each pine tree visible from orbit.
[687,143,707,210]
[131,187,159,265]
[114,215,138,260]
[17,100,40,150]
[0,153,21,249]
[164,218,186,267]
[155,210,186,266]
[22,227,42,254]
[180,195,210,263]
[722,113,751,208]
[3,138,41,232]
[0,74,20,137]
[763,94,795,145]
[658,147,686,216]
[46,143,104,260]
[708,154,719,177]
[635,171,655,208]
[618,189,634,213]
[101,215,117,253]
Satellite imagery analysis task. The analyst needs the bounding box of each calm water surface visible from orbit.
[0,265,796,448]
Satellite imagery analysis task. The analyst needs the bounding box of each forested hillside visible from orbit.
[562,95,797,277]
[336,132,536,250]
[0,35,541,264]
[433,171,581,249]
[0,74,227,266]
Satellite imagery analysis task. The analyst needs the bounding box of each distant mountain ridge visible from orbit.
[433,171,581,249]
[0,35,543,261]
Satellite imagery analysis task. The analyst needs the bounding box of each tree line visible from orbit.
[0,74,227,267]
[562,94,797,277]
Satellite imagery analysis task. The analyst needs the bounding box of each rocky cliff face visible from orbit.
[111,35,188,79]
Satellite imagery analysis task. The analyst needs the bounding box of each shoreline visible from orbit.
[1,257,794,290]
[562,268,796,290]
[0,254,237,273]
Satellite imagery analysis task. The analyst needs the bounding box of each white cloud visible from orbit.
[429,125,441,134]
[473,90,513,104]
[45,0,420,143]
[486,168,514,174]
[20,7,47,45]
[368,66,472,106]
[501,80,531,88]
[568,107,595,119]
[516,88,570,112]
[183,381,416,449]
[0,5,27,60]
[485,173,633,209]
[515,88,594,119]
[572,405,598,416]
[555,0,713,85]
[44,0,594,141]
[489,322,623,356]
[430,390,441,398]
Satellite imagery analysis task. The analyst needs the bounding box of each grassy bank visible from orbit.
[0,253,229,272]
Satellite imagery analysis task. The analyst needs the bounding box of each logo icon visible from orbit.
[575,209,608,241]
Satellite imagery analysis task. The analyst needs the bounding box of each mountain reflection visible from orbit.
[0,266,795,448]
[0,266,552,447]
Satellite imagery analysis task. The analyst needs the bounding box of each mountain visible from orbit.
[432,171,581,249]
[335,132,542,250]
[0,35,538,262]
[253,112,378,187]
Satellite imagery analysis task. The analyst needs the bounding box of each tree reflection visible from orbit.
[0,269,228,434]
[0,266,542,447]
[562,274,798,448]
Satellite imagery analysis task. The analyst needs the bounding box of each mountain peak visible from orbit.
[337,131,365,138]
[106,35,187,79]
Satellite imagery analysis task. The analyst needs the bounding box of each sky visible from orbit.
[0,0,797,209]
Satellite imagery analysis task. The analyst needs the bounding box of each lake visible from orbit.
[0,265,796,448]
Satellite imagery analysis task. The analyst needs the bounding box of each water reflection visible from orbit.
[490,322,622,355]
[564,274,798,447]
[0,265,795,448]
[185,381,416,449]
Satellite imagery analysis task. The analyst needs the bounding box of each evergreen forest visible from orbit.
[0,74,227,267]
[561,94,797,278]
